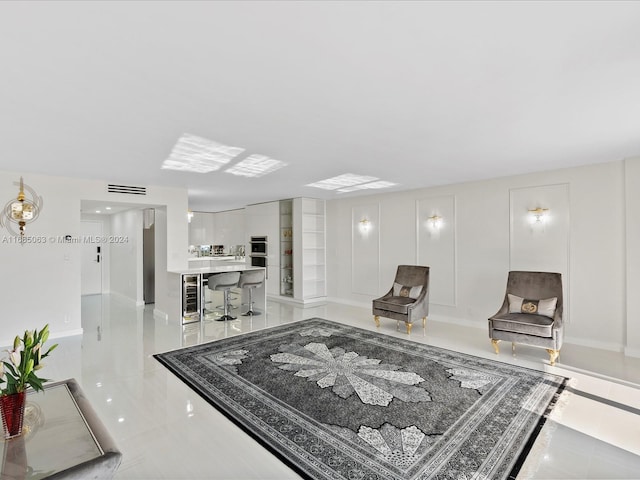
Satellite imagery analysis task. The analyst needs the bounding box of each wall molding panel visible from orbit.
[509,183,570,321]
[351,204,380,295]
[416,195,456,306]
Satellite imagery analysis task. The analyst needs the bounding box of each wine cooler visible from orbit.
[181,274,201,324]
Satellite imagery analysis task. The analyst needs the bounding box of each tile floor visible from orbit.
[42,294,640,479]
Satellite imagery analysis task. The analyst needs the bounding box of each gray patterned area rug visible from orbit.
[154,318,567,480]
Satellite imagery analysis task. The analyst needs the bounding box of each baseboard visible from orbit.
[326,298,486,331]
[153,308,169,321]
[324,297,629,353]
[624,346,640,358]
[109,291,141,307]
[428,314,486,331]
[48,328,84,342]
[564,335,624,353]
[1,327,84,348]
[326,297,370,309]
[267,295,327,306]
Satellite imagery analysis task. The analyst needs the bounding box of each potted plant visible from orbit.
[0,325,58,438]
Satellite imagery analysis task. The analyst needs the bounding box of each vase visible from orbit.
[0,391,27,439]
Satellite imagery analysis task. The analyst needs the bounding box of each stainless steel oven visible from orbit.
[250,236,267,255]
[249,236,268,270]
[251,256,267,268]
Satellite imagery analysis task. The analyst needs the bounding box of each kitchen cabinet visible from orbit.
[245,201,280,296]
[188,211,215,246]
[190,198,325,303]
[212,208,246,246]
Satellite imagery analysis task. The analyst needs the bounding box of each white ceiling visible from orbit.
[2,1,640,212]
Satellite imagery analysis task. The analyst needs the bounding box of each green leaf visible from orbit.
[25,359,34,376]
[4,363,18,378]
[44,344,58,357]
[27,374,45,392]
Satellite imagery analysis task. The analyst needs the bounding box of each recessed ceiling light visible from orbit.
[162,134,245,173]
[105,206,112,210]
[225,154,287,178]
[95,210,101,213]
[306,173,379,190]
[337,180,398,193]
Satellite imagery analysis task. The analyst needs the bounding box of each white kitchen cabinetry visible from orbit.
[245,201,280,296]
[188,212,215,246]
[212,208,246,247]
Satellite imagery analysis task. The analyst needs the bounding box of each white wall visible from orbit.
[625,158,640,356]
[153,207,169,321]
[0,170,189,345]
[109,209,143,305]
[327,159,632,353]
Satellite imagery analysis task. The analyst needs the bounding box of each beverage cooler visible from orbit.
[181,274,201,324]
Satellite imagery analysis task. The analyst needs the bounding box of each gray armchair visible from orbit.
[488,271,564,365]
[372,265,430,334]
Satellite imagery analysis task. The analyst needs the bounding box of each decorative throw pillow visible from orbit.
[393,282,423,299]
[508,294,557,318]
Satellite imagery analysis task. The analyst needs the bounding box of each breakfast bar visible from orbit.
[169,265,267,324]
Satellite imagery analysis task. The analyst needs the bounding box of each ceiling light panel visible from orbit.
[162,134,245,173]
[337,180,398,192]
[306,173,379,190]
[225,154,287,178]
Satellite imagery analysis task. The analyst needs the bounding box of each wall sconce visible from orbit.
[1,177,43,242]
[359,218,371,233]
[187,210,194,223]
[427,214,443,230]
[528,207,549,224]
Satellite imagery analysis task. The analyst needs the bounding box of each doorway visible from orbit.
[143,208,155,304]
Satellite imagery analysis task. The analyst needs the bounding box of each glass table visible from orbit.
[0,379,122,479]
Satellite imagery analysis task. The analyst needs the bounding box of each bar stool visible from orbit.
[207,271,240,321]
[238,269,265,316]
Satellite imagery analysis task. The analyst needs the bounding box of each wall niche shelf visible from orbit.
[280,199,294,297]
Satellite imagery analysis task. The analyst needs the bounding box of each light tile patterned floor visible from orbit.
[41,294,640,479]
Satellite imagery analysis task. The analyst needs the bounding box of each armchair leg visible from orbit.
[491,339,500,354]
[406,322,412,334]
[512,342,516,356]
[547,349,560,366]
[422,317,426,329]
[373,315,380,328]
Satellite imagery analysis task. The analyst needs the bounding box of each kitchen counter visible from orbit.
[169,265,266,324]
[188,255,240,261]
[187,256,247,269]
[169,264,261,275]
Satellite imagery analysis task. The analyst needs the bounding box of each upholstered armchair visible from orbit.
[488,271,564,365]
[372,265,430,334]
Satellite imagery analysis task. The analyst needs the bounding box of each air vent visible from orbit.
[107,184,147,195]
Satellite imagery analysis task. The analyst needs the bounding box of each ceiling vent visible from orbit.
[107,184,147,195]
